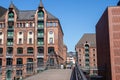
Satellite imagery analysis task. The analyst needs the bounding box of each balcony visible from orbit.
[8,26,14,30]
[38,33,44,38]
[38,17,44,21]
[38,42,44,46]
[7,42,13,46]
[7,34,14,38]
[8,18,14,21]
[38,25,44,29]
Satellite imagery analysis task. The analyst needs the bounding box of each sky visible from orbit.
[0,0,119,52]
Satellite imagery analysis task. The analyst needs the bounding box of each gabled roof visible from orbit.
[76,33,96,48]
[46,11,58,20]
[0,7,58,21]
[0,6,7,17]
[0,6,7,20]
[9,2,19,14]
[18,10,36,20]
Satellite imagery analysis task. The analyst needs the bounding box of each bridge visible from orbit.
[25,69,72,80]
[0,63,99,80]
[24,63,88,80]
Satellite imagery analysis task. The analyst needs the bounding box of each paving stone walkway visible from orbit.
[25,69,72,80]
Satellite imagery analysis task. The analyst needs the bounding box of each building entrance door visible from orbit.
[50,58,54,66]
[6,70,12,80]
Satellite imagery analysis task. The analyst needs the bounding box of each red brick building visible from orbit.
[0,1,66,80]
[75,33,98,75]
[96,1,120,80]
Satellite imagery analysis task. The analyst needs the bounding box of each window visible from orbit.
[0,32,2,35]
[8,12,14,18]
[79,59,81,62]
[19,32,22,35]
[16,70,22,76]
[49,31,53,34]
[93,59,95,62]
[17,23,19,27]
[38,11,44,20]
[49,38,53,44]
[20,23,22,27]
[7,47,13,54]
[85,64,89,67]
[7,39,13,46]
[85,54,89,57]
[29,38,32,44]
[27,47,34,54]
[38,38,44,45]
[0,39,2,44]
[6,58,13,66]
[93,54,95,56]
[85,59,89,62]
[48,47,54,54]
[38,21,44,28]
[79,49,81,52]
[8,12,14,21]
[19,38,22,44]
[17,48,23,54]
[0,48,3,54]
[38,47,44,53]
[17,58,23,65]
[29,32,32,35]
[30,22,32,27]
[8,31,13,37]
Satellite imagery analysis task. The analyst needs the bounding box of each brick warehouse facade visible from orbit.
[0,1,66,80]
[96,1,120,80]
[75,34,98,76]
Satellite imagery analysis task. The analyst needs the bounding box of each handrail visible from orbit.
[75,63,87,80]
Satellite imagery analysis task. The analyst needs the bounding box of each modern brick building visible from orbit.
[0,1,66,80]
[75,33,97,75]
[96,1,120,80]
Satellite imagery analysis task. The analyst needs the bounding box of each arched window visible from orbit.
[85,44,89,51]
[38,11,44,20]
[8,12,14,21]
[48,47,54,54]
[38,47,44,53]
[27,47,34,54]
[6,58,13,66]
[17,47,23,54]
[17,58,23,65]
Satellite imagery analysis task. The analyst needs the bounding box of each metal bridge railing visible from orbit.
[70,62,87,80]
